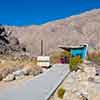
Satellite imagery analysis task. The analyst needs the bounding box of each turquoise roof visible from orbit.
[59,45,88,59]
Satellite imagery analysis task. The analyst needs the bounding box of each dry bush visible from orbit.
[50,50,63,64]
[24,62,42,76]
[87,51,100,65]
[50,50,71,64]
[0,55,41,80]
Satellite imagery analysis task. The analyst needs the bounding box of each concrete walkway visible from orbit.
[0,64,69,100]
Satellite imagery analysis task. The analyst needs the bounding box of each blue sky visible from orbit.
[0,0,100,26]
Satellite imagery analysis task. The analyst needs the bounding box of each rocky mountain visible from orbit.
[3,9,100,56]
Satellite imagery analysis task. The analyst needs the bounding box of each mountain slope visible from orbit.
[4,9,100,55]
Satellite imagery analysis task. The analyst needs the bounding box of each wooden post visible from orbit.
[41,40,43,56]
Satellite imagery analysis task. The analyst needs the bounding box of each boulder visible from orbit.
[21,67,32,75]
[15,74,24,80]
[94,76,100,83]
[1,68,11,78]
[13,70,25,80]
[3,74,15,81]
[13,70,24,76]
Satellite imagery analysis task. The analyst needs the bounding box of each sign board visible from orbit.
[37,56,50,61]
[37,56,50,67]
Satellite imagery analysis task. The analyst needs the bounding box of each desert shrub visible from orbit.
[50,50,71,64]
[69,56,83,72]
[57,87,65,99]
[87,51,100,65]
[61,50,71,58]
[50,50,63,64]
[61,50,71,63]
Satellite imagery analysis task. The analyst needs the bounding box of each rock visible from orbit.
[75,70,88,81]
[66,74,75,84]
[3,74,15,81]
[1,68,10,78]
[13,70,25,80]
[22,68,29,75]
[94,76,100,83]
[88,77,95,82]
[0,60,5,64]
[13,69,25,79]
[42,68,48,72]
[63,91,80,100]
[13,70,24,76]
[32,68,43,76]
[84,67,96,78]
[95,73,99,76]
[80,93,88,100]
[21,67,32,75]
[70,71,76,79]
[15,74,24,80]
[96,67,100,76]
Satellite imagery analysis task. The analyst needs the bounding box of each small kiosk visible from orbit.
[59,44,88,63]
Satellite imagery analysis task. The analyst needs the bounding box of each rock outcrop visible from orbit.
[0,25,26,55]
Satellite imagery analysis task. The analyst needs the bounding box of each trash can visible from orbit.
[60,57,64,64]
[64,56,67,63]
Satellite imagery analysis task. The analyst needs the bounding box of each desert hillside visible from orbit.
[3,9,100,56]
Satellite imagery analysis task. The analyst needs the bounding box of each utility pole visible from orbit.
[40,40,43,56]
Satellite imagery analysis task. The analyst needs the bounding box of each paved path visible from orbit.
[0,64,69,100]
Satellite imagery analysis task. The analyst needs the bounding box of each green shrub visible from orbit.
[69,56,83,72]
[61,50,71,58]
[57,87,65,99]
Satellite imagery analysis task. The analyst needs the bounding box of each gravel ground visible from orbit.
[50,63,100,100]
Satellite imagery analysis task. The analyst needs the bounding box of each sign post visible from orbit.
[37,56,50,68]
